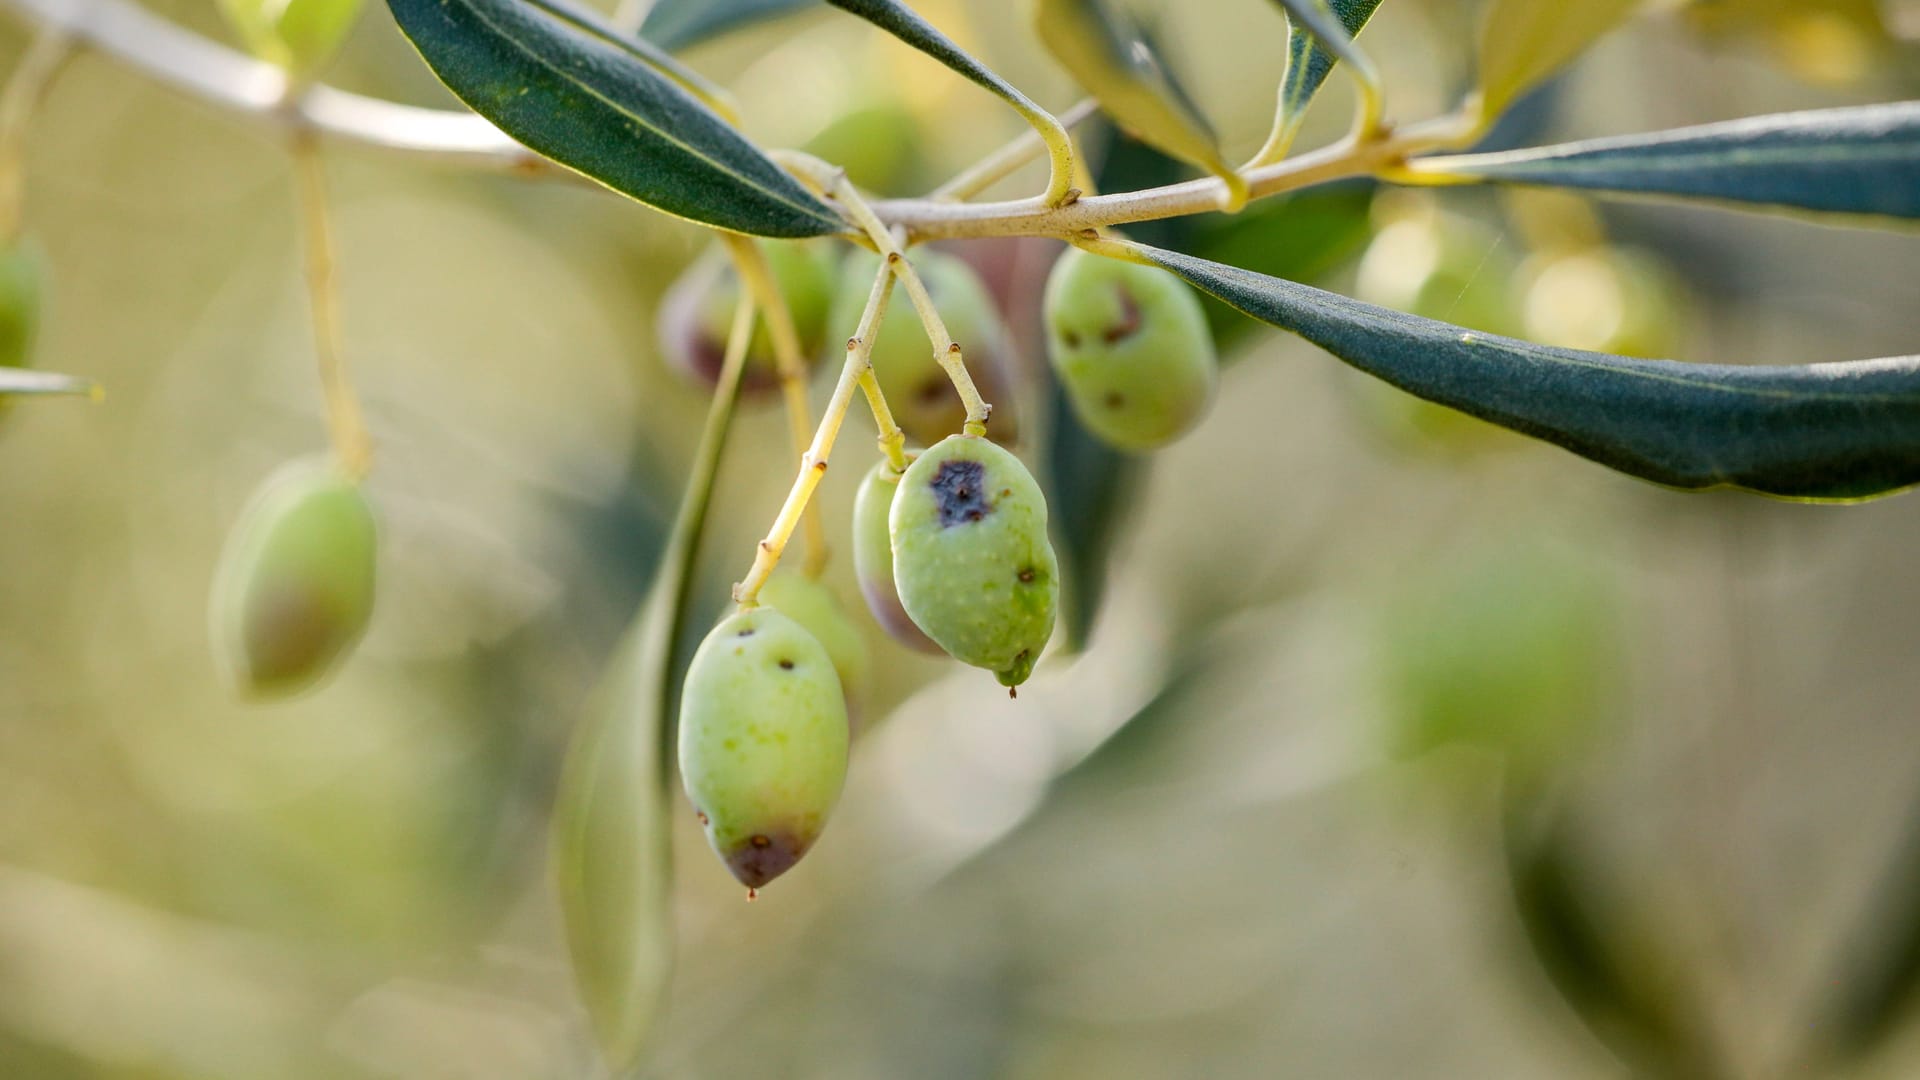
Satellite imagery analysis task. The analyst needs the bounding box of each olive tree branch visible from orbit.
[0,0,550,172]
[721,232,831,578]
[0,0,1477,250]
[732,256,895,610]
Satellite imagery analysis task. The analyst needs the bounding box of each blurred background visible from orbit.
[1,0,1919,1075]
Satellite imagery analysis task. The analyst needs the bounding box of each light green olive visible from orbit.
[659,241,838,396]
[889,435,1057,687]
[209,458,377,699]
[1042,248,1218,452]
[851,455,941,654]
[219,0,366,77]
[829,250,1018,448]
[758,570,873,705]
[678,608,849,890]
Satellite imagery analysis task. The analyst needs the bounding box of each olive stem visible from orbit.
[0,25,70,244]
[929,97,1098,204]
[290,136,373,479]
[826,172,993,436]
[733,257,895,609]
[720,233,830,578]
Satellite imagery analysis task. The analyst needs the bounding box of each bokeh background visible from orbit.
[2,0,1920,1075]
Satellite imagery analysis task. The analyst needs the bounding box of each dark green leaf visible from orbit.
[1503,798,1707,1076]
[641,0,818,51]
[1138,243,1920,501]
[0,369,96,397]
[386,0,843,237]
[1189,183,1374,346]
[826,0,1065,165]
[1816,785,1920,1061]
[1271,0,1383,134]
[1408,102,1920,222]
[553,312,748,1071]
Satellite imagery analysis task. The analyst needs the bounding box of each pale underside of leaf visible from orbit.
[1033,0,1243,201]
[1476,0,1642,123]
[1138,244,1920,501]
[385,0,844,237]
[1405,102,1920,222]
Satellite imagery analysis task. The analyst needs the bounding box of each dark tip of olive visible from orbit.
[1063,330,1081,349]
[1018,567,1036,583]
[778,658,795,670]
[724,831,807,889]
[1104,391,1126,409]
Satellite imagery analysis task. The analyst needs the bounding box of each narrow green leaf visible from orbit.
[0,369,97,398]
[1503,798,1709,1076]
[553,312,747,1072]
[1266,0,1383,156]
[641,0,818,51]
[1476,0,1641,123]
[1135,243,1920,501]
[1033,0,1245,204]
[826,0,1071,203]
[1406,102,1920,222]
[385,0,844,237]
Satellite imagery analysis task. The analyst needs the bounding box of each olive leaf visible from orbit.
[1136,243,1920,501]
[1476,0,1642,124]
[552,316,748,1072]
[1266,0,1383,148]
[1503,798,1710,1076]
[640,0,819,51]
[385,0,844,237]
[1032,0,1245,204]
[0,369,97,397]
[824,0,1072,200]
[1404,102,1920,222]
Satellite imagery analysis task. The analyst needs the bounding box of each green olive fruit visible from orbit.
[1516,246,1685,360]
[889,435,1057,687]
[851,455,941,654]
[0,240,45,422]
[803,102,927,195]
[758,570,873,705]
[1377,541,1620,779]
[829,250,1019,448]
[219,0,365,77]
[658,241,838,396]
[1042,248,1218,452]
[677,608,850,890]
[209,458,377,699]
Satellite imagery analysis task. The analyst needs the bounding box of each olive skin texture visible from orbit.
[658,241,837,396]
[678,609,850,890]
[889,435,1058,687]
[830,250,1018,448]
[0,240,45,421]
[851,455,941,654]
[759,570,873,705]
[209,458,377,699]
[1042,248,1218,452]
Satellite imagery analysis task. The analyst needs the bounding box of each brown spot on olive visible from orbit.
[1018,567,1036,584]
[1063,330,1081,349]
[751,835,771,848]
[1102,286,1143,345]
[779,658,795,670]
[930,459,992,527]
[737,627,755,637]
[1104,391,1126,409]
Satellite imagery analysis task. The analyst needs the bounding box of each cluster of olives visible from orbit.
[667,241,1221,892]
